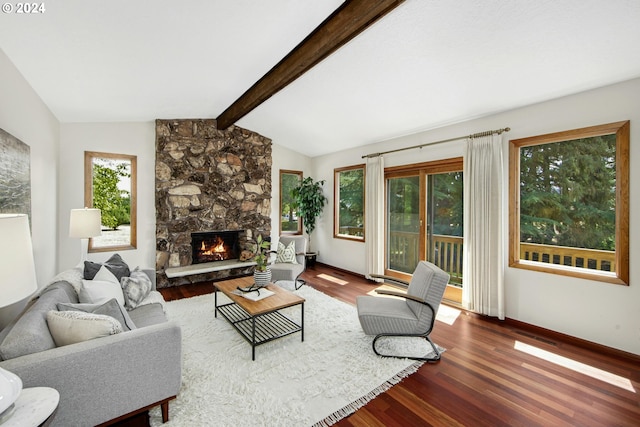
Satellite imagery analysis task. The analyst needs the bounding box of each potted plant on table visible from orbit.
[252,234,272,287]
[292,177,327,266]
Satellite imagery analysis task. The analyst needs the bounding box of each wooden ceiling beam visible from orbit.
[216,0,405,130]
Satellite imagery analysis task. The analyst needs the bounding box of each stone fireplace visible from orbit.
[155,119,271,288]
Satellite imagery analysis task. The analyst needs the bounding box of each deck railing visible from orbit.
[519,242,615,272]
[388,231,463,285]
[432,235,463,285]
[388,235,616,282]
[337,226,364,237]
[388,230,419,274]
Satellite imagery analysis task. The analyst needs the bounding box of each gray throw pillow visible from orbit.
[120,267,153,310]
[57,298,136,331]
[84,253,131,281]
[0,286,68,360]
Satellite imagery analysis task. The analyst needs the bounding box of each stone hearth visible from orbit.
[155,119,271,288]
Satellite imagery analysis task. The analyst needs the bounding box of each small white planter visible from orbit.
[253,267,271,287]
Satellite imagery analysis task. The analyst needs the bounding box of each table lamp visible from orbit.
[0,214,38,419]
[69,208,101,263]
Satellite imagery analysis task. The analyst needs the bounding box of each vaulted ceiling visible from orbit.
[1,0,640,157]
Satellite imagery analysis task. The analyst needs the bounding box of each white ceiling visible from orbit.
[2,0,640,157]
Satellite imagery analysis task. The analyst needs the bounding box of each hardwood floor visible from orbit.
[146,263,640,426]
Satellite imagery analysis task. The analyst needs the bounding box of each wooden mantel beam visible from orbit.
[216,0,405,130]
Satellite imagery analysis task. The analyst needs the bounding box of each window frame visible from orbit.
[84,151,137,253]
[508,121,629,285]
[279,169,303,235]
[334,164,366,242]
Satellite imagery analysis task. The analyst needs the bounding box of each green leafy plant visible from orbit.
[252,234,271,272]
[92,162,130,230]
[292,177,327,251]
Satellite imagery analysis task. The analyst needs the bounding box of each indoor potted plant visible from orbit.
[252,234,272,287]
[292,177,327,265]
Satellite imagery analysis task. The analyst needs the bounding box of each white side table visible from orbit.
[1,387,59,427]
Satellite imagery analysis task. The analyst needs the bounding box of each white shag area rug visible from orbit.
[149,282,441,427]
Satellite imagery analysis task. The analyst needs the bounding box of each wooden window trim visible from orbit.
[84,151,137,253]
[508,121,629,285]
[383,157,463,282]
[334,164,366,242]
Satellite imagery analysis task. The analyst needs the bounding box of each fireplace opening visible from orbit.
[191,230,242,264]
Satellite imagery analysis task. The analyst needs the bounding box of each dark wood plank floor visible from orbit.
[123,263,640,427]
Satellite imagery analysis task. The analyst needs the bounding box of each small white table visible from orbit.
[1,387,59,427]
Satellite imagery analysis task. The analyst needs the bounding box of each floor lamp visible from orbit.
[0,214,38,420]
[69,208,101,264]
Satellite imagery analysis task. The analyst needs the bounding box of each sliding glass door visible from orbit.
[387,175,421,274]
[385,158,463,302]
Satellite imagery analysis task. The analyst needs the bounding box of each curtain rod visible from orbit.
[361,127,511,159]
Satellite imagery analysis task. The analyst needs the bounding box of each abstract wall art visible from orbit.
[0,128,31,219]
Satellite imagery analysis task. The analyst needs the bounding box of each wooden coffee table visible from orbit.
[214,281,305,360]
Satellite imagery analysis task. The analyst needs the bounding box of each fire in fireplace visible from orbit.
[191,230,242,264]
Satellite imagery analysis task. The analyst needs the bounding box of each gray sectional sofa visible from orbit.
[0,266,182,426]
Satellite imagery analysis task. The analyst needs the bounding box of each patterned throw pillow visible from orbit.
[83,253,131,281]
[120,267,153,310]
[46,310,123,347]
[276,241,298,264]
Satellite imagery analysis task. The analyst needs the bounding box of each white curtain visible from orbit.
[462,133,505,319]
[365,155,385,280]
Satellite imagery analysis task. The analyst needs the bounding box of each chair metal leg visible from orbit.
[294,274,305,290]
[372,333,441,362]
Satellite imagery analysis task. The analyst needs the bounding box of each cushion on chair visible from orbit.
[278,236,307,265]
[271,235,307,283]
[356,261,449,341]
[405,261,449,331]
[275,241,298,264]
[356,295,421,335]
[270,262,305,283]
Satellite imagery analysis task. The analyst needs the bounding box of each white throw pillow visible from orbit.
[79,266,126,305]
[93,265,121,285]
[46,310,122,347]
[276,241,298,264]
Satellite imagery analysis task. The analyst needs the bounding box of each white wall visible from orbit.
[0,49,59,286]
[0,49,59,328]
[58,122,156,271]
[270,143,312,245]
[312,78,640,355]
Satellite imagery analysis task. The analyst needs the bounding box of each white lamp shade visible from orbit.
[69,208,101,238]
[0,214,38,308]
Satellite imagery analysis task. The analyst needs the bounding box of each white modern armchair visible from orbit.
[356,261,449,362]
[270,235,307,290]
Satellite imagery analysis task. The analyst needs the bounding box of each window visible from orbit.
[85,151,137,252]
[334,165,365,241]
[279,170,302,234]
[509,121,629,285]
